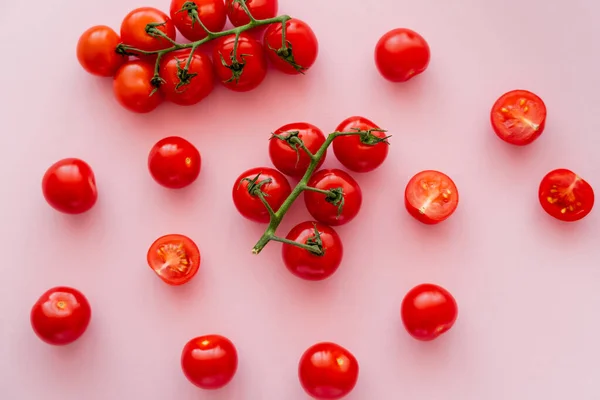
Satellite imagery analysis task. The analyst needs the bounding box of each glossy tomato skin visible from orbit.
[42,158,98,214]
[114,61,163,113]
[226,0,278,27]
[538,169,595,222]
[147,234,201,285]
[148,136,201,189]
[298,342,359,399]
[491,89,547,146]
[401,283,458,341]
[269,122,327,177]
[282,221,343,281]
[333,116,389,173]
[375,28,430,82]
[170,0,226,41]
[304,169,362,226]
[120,7,176,53]
[160,50,215,106]
[232,167,292,223]
[77,26,126,77]
[30,287,92,345]
[263,19,318,74]
[181,335,238,389]
[404,170,459,225]
[212,33,267,92]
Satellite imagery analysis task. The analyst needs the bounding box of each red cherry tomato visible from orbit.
[170,0,226,41]
[120,7,176,53]
[181,334,238,389]
[490,89,547,146]
[30,287,92,345]
[304,169,362,226]
[333,116,389,173]
[401,283,458,341]
[42,158,98,214]
[232,167,292,223]
[538,168,595,222]
[263,19,318,74]
[282,221,343,281]
[77,26,127,77]
[374,28,430,83]
[404,170,458,224]
[147,234,201,285]
[225,0,278,27]
[159,49,215,106]
[212,33,267,92]
[298,342,359,399]
[113,61,163,113]
[269,122,327,177]
[148,136,201,189]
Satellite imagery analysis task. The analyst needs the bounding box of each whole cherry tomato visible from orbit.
[333,116,389,173]
[181,334,238,389]
[304,169,362,226]
[282,221,343,281]
[170,0,226,41]
[120,7,176,53]
[269,122,326,177]
[401,283,458,341]
[42,158,98,214]
[298,342,359,399]
[113,61,163,113]
[212,33,267,92]
[404,170,458,224]
[232,167,292,223]
[148,136,201,189]
[77,26,126,77]
[159,49,215,106]
[225,0,278,27]
[263,19,318,74]
[374,28,430,82]
[491,89,547,146]
[147,234,201,285]
[30,287,92,345]
[538,168,594,222]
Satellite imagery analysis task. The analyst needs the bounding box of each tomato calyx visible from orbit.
[218,48,252,84]
[240,173,273,197]
[176,2,204,30]
[270,130,316,167]
[305,186,345,218]
[267,40,305,73]
[357,128,391,146]
[273,223,325,255]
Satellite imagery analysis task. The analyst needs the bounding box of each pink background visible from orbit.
[2,0,600,398]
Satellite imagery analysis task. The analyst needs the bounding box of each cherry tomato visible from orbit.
[269,122,326,177]
[490,89,547,146]
[374,28,430,83]
[181,334,238,389]
[225,0,278,27]
[113,61,163,113]
[42,158,98,214]
[304,169,362,226]
[333,116,389,173]
[538,168,595,222]
[298,342,359,399]
[401,283,458,341]
[263,19,318,74]
[148,136,201,189]
[120,7,176,53]
[147,234,201,285]
[232,167,292,223]
[170,0,226,42]
[30,287,92,345]
[159,49,215,106]
[282,221,343,281]
[77,26,126,77]
[404,170,458,224]
[212,33,267,92]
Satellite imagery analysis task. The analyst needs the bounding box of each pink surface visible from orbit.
[2,0,600,398]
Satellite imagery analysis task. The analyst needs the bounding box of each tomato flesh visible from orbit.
[491,89,546,145]
[401,283,458,341]
[147,234,201,285]
[404,170,458,224]
[538,169,594,222]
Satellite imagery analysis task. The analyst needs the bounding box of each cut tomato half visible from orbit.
[405,170,459,224]
[490,89,546,146]
[147,234,201,285]
[538,169,594,222]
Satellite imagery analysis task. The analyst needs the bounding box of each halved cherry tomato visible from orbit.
[212,33,267,92]
[42,158,98,214]
[170,0,226,42]
[120,7,176,53]
[490,89,547,146]
[113,61,163,113]
[269,122,326,177]
[263,19,318,74]
[181,334,238,389]
[148,136,201,189]
[374,28,430,83]
[401,283,458,341]
[159,49,215,106]
[147,234,201,285]
[77,25,127,77]
[225,0,278,27]
[333,116,389,173]
[304,169,362,226]
[405,170,458,224]
[538,168,594,222]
